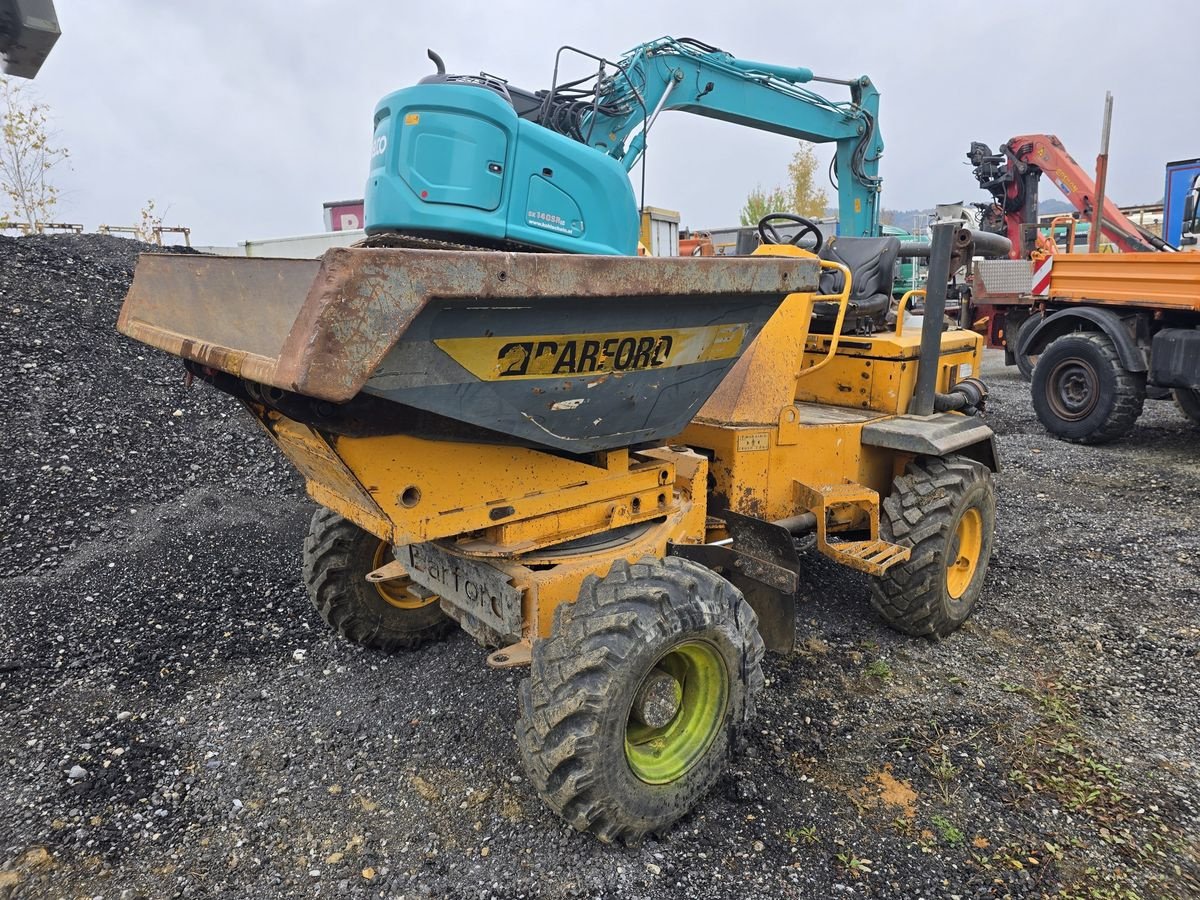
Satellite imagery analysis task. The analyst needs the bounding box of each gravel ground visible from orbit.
[0,233,1197,899]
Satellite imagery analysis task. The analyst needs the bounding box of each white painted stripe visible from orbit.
[1031,257,1054,294]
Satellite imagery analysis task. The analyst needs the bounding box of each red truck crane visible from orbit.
[968,134,1170,257]
[962,135,1200,445]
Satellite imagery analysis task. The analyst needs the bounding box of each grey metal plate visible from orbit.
[365,291,773,452]
[862,413,996,460]
[974,259,1033,297]
[401,543,522,638]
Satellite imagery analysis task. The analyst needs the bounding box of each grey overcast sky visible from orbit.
[24,0,1200,244]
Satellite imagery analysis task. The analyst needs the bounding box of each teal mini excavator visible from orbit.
[363,36,884,254]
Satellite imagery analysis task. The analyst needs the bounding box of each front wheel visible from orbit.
[516,557,764,845]
[1175,387,1200,427]
[869,455,996,638]
[302,508,454,651]
[1031,331,1145,444]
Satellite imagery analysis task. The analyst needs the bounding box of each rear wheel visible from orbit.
[1031,331,1145,444]
[869,455,995,638]
[1175,387,1200,427]
[302,508,453,651]
[516,557,764,844]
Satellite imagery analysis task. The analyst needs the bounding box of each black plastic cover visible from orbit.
[1150,328,1200,390]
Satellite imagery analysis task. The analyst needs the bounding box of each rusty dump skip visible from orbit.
[118,247,819,451]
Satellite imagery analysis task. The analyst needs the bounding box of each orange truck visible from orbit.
[968,247,1200,443]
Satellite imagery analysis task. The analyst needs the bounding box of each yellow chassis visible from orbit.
[249,248,990,660]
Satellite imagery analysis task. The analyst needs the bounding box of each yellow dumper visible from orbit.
[118,221,999,843]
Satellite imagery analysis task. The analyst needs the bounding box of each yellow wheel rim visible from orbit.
[371,541,438,610]
[946,507,983,600]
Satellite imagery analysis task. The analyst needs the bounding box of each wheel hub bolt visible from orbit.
[632,670,682,729]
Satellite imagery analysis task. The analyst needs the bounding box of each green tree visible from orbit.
[739,184,791,226]
[739,141,828,225]
[0,77,68,228]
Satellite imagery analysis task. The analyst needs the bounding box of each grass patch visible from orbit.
[785,825,819,845]
[930,813,965,846]
[989,678,1199,898]
[863,659,892,680]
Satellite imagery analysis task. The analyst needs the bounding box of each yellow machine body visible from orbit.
[679,248,985,571]
[244,243,986,650]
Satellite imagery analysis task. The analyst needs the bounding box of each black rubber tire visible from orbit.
[516,557,764,845]
[1031,331,1145,444]
[302,508,454,651]
[1175,387,1200,427]
[1013,314,1041,382]
[869,455,996,639]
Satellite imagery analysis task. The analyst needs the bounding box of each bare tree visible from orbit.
[137,198,163,242]
[0,77,68,228]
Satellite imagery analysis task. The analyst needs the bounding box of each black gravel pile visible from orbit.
[0,233,1197,899]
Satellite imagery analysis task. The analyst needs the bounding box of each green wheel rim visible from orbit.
[624,641,729,785]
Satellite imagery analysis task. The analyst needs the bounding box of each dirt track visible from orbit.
[1,234,1197,899]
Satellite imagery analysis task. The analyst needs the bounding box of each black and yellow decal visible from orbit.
[435,323,749,382]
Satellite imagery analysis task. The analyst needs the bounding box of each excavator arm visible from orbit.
[576,37,882,237]
[969,134,1160,257]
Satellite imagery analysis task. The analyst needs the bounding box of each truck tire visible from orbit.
[1175,388,1200,427]
[869,455,995,639]
[302,508,453,651]
[1031,331,1145,444]
[1014,314,1041,382]
[516,557,764,845]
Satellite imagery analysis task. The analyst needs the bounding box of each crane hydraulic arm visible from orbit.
[969,134,1163,257]
[364,37,883,255]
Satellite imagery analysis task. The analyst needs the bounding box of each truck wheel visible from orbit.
[1014,315,1041,382]
[1175,388,1200,427]
[516,557,764,844]
[1031,331,1145,444]
[302,508,453,651]
[869,455,995,639]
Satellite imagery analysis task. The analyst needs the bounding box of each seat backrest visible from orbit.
[817,236,902,299]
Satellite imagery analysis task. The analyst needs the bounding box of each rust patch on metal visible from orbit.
[118,248,819,403]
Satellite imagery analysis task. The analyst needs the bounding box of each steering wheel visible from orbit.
[757,213,823,253]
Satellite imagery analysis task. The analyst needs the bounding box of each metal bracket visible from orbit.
[671,511,803,654]
[365,559,408,584]
[487,641,531,669]
[721,511,801,594]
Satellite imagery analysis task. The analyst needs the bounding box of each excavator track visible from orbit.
[354,231,552,254]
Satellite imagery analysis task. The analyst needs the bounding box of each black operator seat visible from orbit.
[810,235,901,335]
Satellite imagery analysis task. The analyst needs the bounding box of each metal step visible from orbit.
[823,537,910,575]
[794,479,910,576]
